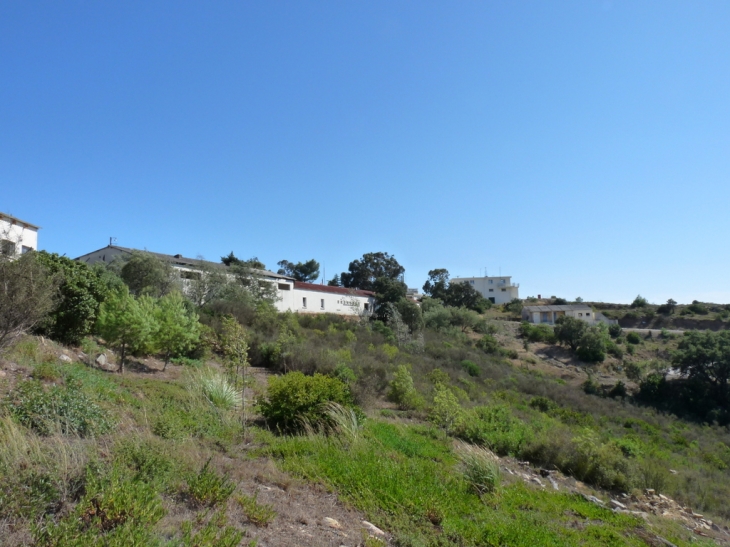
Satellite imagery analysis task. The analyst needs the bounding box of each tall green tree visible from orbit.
[121,251,180,297]
[340,252,404,292]
[444,282,489,312]
[96,286,157,373]
[277,259,320,282]
[154,291,201,370]
[673,330,730,406]
[35,252,119,344]
[554,316,588,351]
[422,269,450,301]
[327,274,341,287]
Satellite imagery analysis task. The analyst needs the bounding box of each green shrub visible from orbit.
[688,301,709,315]
[5,379,112,437]
[186,459,236,507]
[180,511,244,547]
[429,385,464,432]
[237,491,276,527]
[460,360,480,377]
[32,362,62,382]
[476,334,499,354]
[258,372,353,431]
[626,332,641,344]
[606,342,624,360]
[576,328,606,363]
[35,467,165,546]
[114,437,176,490]
[519,322,556,343]
[455,405,532,456]
[387,365,425,411]
[608,324,623,339]
[529,396,558,413]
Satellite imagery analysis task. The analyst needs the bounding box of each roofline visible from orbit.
[74,245,295,280]
[0,213,40,230]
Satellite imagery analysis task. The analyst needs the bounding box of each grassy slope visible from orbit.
[1,310,729,546]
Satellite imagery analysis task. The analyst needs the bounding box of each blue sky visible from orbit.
[2,1,729,304]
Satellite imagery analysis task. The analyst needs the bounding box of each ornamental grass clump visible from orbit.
[194,369,242,411]
[455,441,501,495]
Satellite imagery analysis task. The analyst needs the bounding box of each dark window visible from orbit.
[278,283,291,290]
[0,240,16,256]
[321,299,325,309]
[302,297,307,309]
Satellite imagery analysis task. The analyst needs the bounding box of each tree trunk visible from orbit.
[163,352,170,372]
[119,343,126,374]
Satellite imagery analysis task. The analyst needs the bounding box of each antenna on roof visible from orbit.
[109,237,117,246]
[322,264,325,285]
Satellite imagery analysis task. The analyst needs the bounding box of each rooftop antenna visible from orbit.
[322,264,325,285]
[109,237,117,246]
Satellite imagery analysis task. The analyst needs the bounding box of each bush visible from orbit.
[387,365,425,410]
[5,379,112,437]
[630,295,648,308]
[35,467,165,546]
[455,405,532,456]
[258,372,353,431]
[237,492,276,527]
[606,342,624,360]
[187,459,236,507]
[429,385,464,432]
[576,328,606,363]
[626,332,641,344]
[688,301,709,315]
[476,334,499,354]
[519,322,556,344]
[608,324,623,339]
[460,360,480,377]
[194,369,242,410]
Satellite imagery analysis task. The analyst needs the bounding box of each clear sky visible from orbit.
[2,1,729,304]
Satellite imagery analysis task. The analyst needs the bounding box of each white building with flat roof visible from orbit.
[0,213,39,257]
[450,276,519,305]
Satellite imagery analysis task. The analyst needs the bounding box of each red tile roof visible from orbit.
[293,282,375,297]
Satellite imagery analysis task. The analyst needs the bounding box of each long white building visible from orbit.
[76,245,375,317]
[0,213,39,257]
[450,275,519,305]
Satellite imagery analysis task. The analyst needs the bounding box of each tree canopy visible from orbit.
[121,251,179,298]
[422,269,449,301]
[277,259,320,282]
[35,252,119,344]
[673,330,730,406]
[340,252,404,292]
[221,252,266,270]
[554,316,588,351]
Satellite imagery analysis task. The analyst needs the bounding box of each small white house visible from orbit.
[0,213,39,257]
[450,276,519,305]
[76,245,376,317]
[521,304,616,326]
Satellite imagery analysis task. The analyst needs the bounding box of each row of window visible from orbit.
[0,240,32,256]
[301,297,370,312]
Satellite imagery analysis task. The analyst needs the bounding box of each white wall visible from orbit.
[0,217,38,257]
[284,287,375,317]
[522,308,600,325]
[451,276,519,304]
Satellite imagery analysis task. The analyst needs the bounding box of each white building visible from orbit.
[450,276,519,305]
[76,245,375,317]
[284,282,375,317]
[0,213,39,258]
[521,304,616,326]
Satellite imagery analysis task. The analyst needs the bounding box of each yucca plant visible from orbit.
[455,441,501,495]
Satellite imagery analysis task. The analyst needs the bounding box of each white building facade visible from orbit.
[76,245,375,317]
[0,213,39,257]
[450,276,519,305]
[521,304,616,326]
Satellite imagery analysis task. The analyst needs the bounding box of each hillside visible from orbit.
[2,304,730,546]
